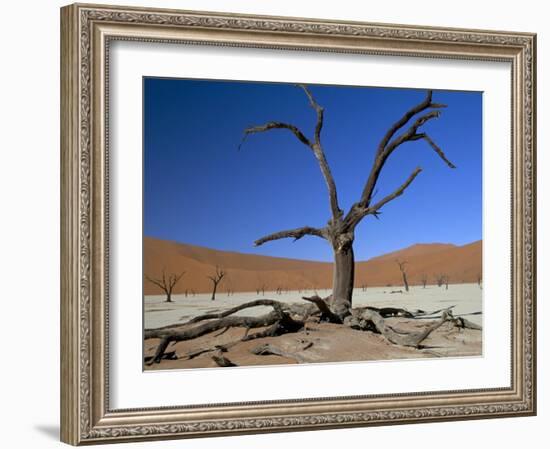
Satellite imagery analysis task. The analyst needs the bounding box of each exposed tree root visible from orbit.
[250,343,309,363]
[212,351,238,367]
[347,308,452,347]
[364,306,415,318]
[182,343,236,361]
[452,316,482,330]
[144,295,482,366]
[143,351,177,364]
[145,299,304,365]
[301,295,342,323]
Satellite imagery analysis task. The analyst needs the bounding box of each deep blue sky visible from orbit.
[144,78,482,262]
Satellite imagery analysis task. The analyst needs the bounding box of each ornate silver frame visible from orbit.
[60,3,536,445]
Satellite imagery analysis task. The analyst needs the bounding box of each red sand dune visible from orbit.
[143,237,482,295]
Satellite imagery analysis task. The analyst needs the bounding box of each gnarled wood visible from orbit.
[301,295,342,323]
[212,352,238,367]
[240,86,455,315]
[350,308,452,347]
[145,299,304,364]
[240,85,342,220]
[254,226,326,247]
[452,316,482,330]
[251,343,308,363]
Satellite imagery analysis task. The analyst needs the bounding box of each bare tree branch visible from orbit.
[297,85,342,219]
[377,90,445,155]
[298,84,323,144]
[240,85,342,221]
[254,226,326,247]
[396,259,408,270]
[144,275,166,292]
[344,167,422,227]
[240,121,311,148]
[347,91,453,229]
[414,133,456,168]
[145,269,185,302]
[368,167,422,213]
[168,271,185,290]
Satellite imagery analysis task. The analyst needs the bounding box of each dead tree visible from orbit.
[240,86,454,321]
[145,270,185,303]
[225,277,233,297]
[444,275,450,290]
[207,266,225,301]
[435,274,445,287]
[477,273,482,289]
[396,259,409,292]
[255,283,267,296]
[420,273,428,289]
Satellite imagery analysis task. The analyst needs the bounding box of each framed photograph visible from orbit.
[60,3,536,445]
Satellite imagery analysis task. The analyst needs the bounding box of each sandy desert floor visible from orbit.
[144,284,482,370]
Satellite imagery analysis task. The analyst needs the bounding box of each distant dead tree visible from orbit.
[255,275,267,296]
[225,277,233,296]
[420,273,428,289]
[207,266,225,301]
[255,284,266,295]
[435,274,445,287]
[361,284,367,292]
[396,259,409,292]
[477,273,482,289]
[145,269,185,303]
[240,86,454,320]
[435,273,449,289]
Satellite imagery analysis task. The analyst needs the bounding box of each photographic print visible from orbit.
[61,6,535,443]
[143,79,483,370]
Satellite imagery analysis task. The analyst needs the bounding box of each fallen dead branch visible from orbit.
[144,295,482,366]
[251,343,308,363]
[143,351,177,364]
[452,316,482,330]
[212,351,238,367]
[347,308,452,347]
[145,299,304,365]
[364,306,414,318]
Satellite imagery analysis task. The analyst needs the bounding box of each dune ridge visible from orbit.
[143,237,481,295]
